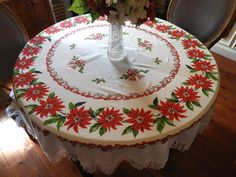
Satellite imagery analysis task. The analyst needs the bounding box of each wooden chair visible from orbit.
[167,0,236,48]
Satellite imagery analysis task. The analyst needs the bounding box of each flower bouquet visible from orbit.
[70,0,157,61]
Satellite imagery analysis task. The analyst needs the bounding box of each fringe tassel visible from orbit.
[78,156,166,175]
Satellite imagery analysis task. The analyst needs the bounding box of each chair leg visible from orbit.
[22,125,38,144]
[0,87,11,109]
[73,160,93,177]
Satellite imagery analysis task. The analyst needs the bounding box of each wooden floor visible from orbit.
[0,52,236,177]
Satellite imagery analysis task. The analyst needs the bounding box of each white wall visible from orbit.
[211,22,236,62]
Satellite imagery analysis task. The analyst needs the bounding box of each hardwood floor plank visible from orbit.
[0,150,16,177]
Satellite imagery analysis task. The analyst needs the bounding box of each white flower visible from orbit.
[106,0,151,25]
[106,0,118,6]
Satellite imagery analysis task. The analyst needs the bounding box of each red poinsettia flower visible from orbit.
[158,100,187,121]
[127,69,144,81]
[186,74,213,90]
[13,72,36,87]
[60,21,73,28]
[126,108,154,132]
[15,57,34,70]
[97,16,107,21]
[34,96,65,118]
[74,16,90,23]
[155,24,171,32]
[170,30,185,39]
[64,107,91,133]
[144,20,155,27]
[97,108,123,131]
[192,60,216,72]
[174,86,200,103]
[182,39,200,49]
[44,26,60,34]
[23,84,49,101]
[187,49,205,59]
[30,36,47,45]
[21,46,40,57]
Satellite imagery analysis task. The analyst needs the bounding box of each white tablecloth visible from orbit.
[7,101,212,174]
[10,15,219,174]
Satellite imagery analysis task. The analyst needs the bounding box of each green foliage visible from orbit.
[69,0,88,15]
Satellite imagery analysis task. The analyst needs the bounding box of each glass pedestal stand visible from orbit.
[107,23,126,62]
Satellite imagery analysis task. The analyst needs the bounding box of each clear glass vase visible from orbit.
[107,23,126,62]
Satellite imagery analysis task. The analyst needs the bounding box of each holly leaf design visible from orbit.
[69,102,76,110]
[208,88,214,92]
[29,80,45,86]
[15,89,26,98]
[89,108,95,119]
[205,72,218,81]
[193,59,200,63]
[154,57,162,65]
[89,123,101,133]
[154,117,162,124]
[182,82,189,86]
[149,104,157,110]
[29,68,42,74]
[75,101,86,107]
[153,97,158,106]
[140,70,149,73]
[165,118,175,126]
[203,54,212,60]
[199,45,206,49]
[119,75,128,80]
[202,89,209,96]
[192,101,201,107]
[43,117,58,125]
[57,118,66,130]
[122,126,133,135]
[154,116,175,133]
[70,43,76,49]
[167,98,179,103]
[48,92,55,98]
[171,92,179,102]
[156,118,165,133]
[29,79,38,86]
[99,127,107,136]
[185,34,194,39]
[13,69,20,75]
[43,114,66,130]
[186,65,193,70]
[46,36,52,42]
[123,108,130,114]
[186,101,194,111]
[95,108,104,116]
[25,104,37,115]
[132,129,138,137]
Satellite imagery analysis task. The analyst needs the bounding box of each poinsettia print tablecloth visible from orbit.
[13,15,219,149]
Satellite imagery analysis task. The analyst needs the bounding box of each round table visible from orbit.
[12,15,219,174]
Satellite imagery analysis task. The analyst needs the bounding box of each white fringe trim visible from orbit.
[49,149,167,175]
[6,101,25,127]
[81,156,166,175]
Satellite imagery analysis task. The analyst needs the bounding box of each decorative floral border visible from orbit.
[46,24,180,100]
[13,15,219,149]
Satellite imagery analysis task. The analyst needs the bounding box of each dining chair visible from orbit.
[0,2,29,87]
[0,3,38,142]
[167,0,236,48]
[0,2,28,106]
